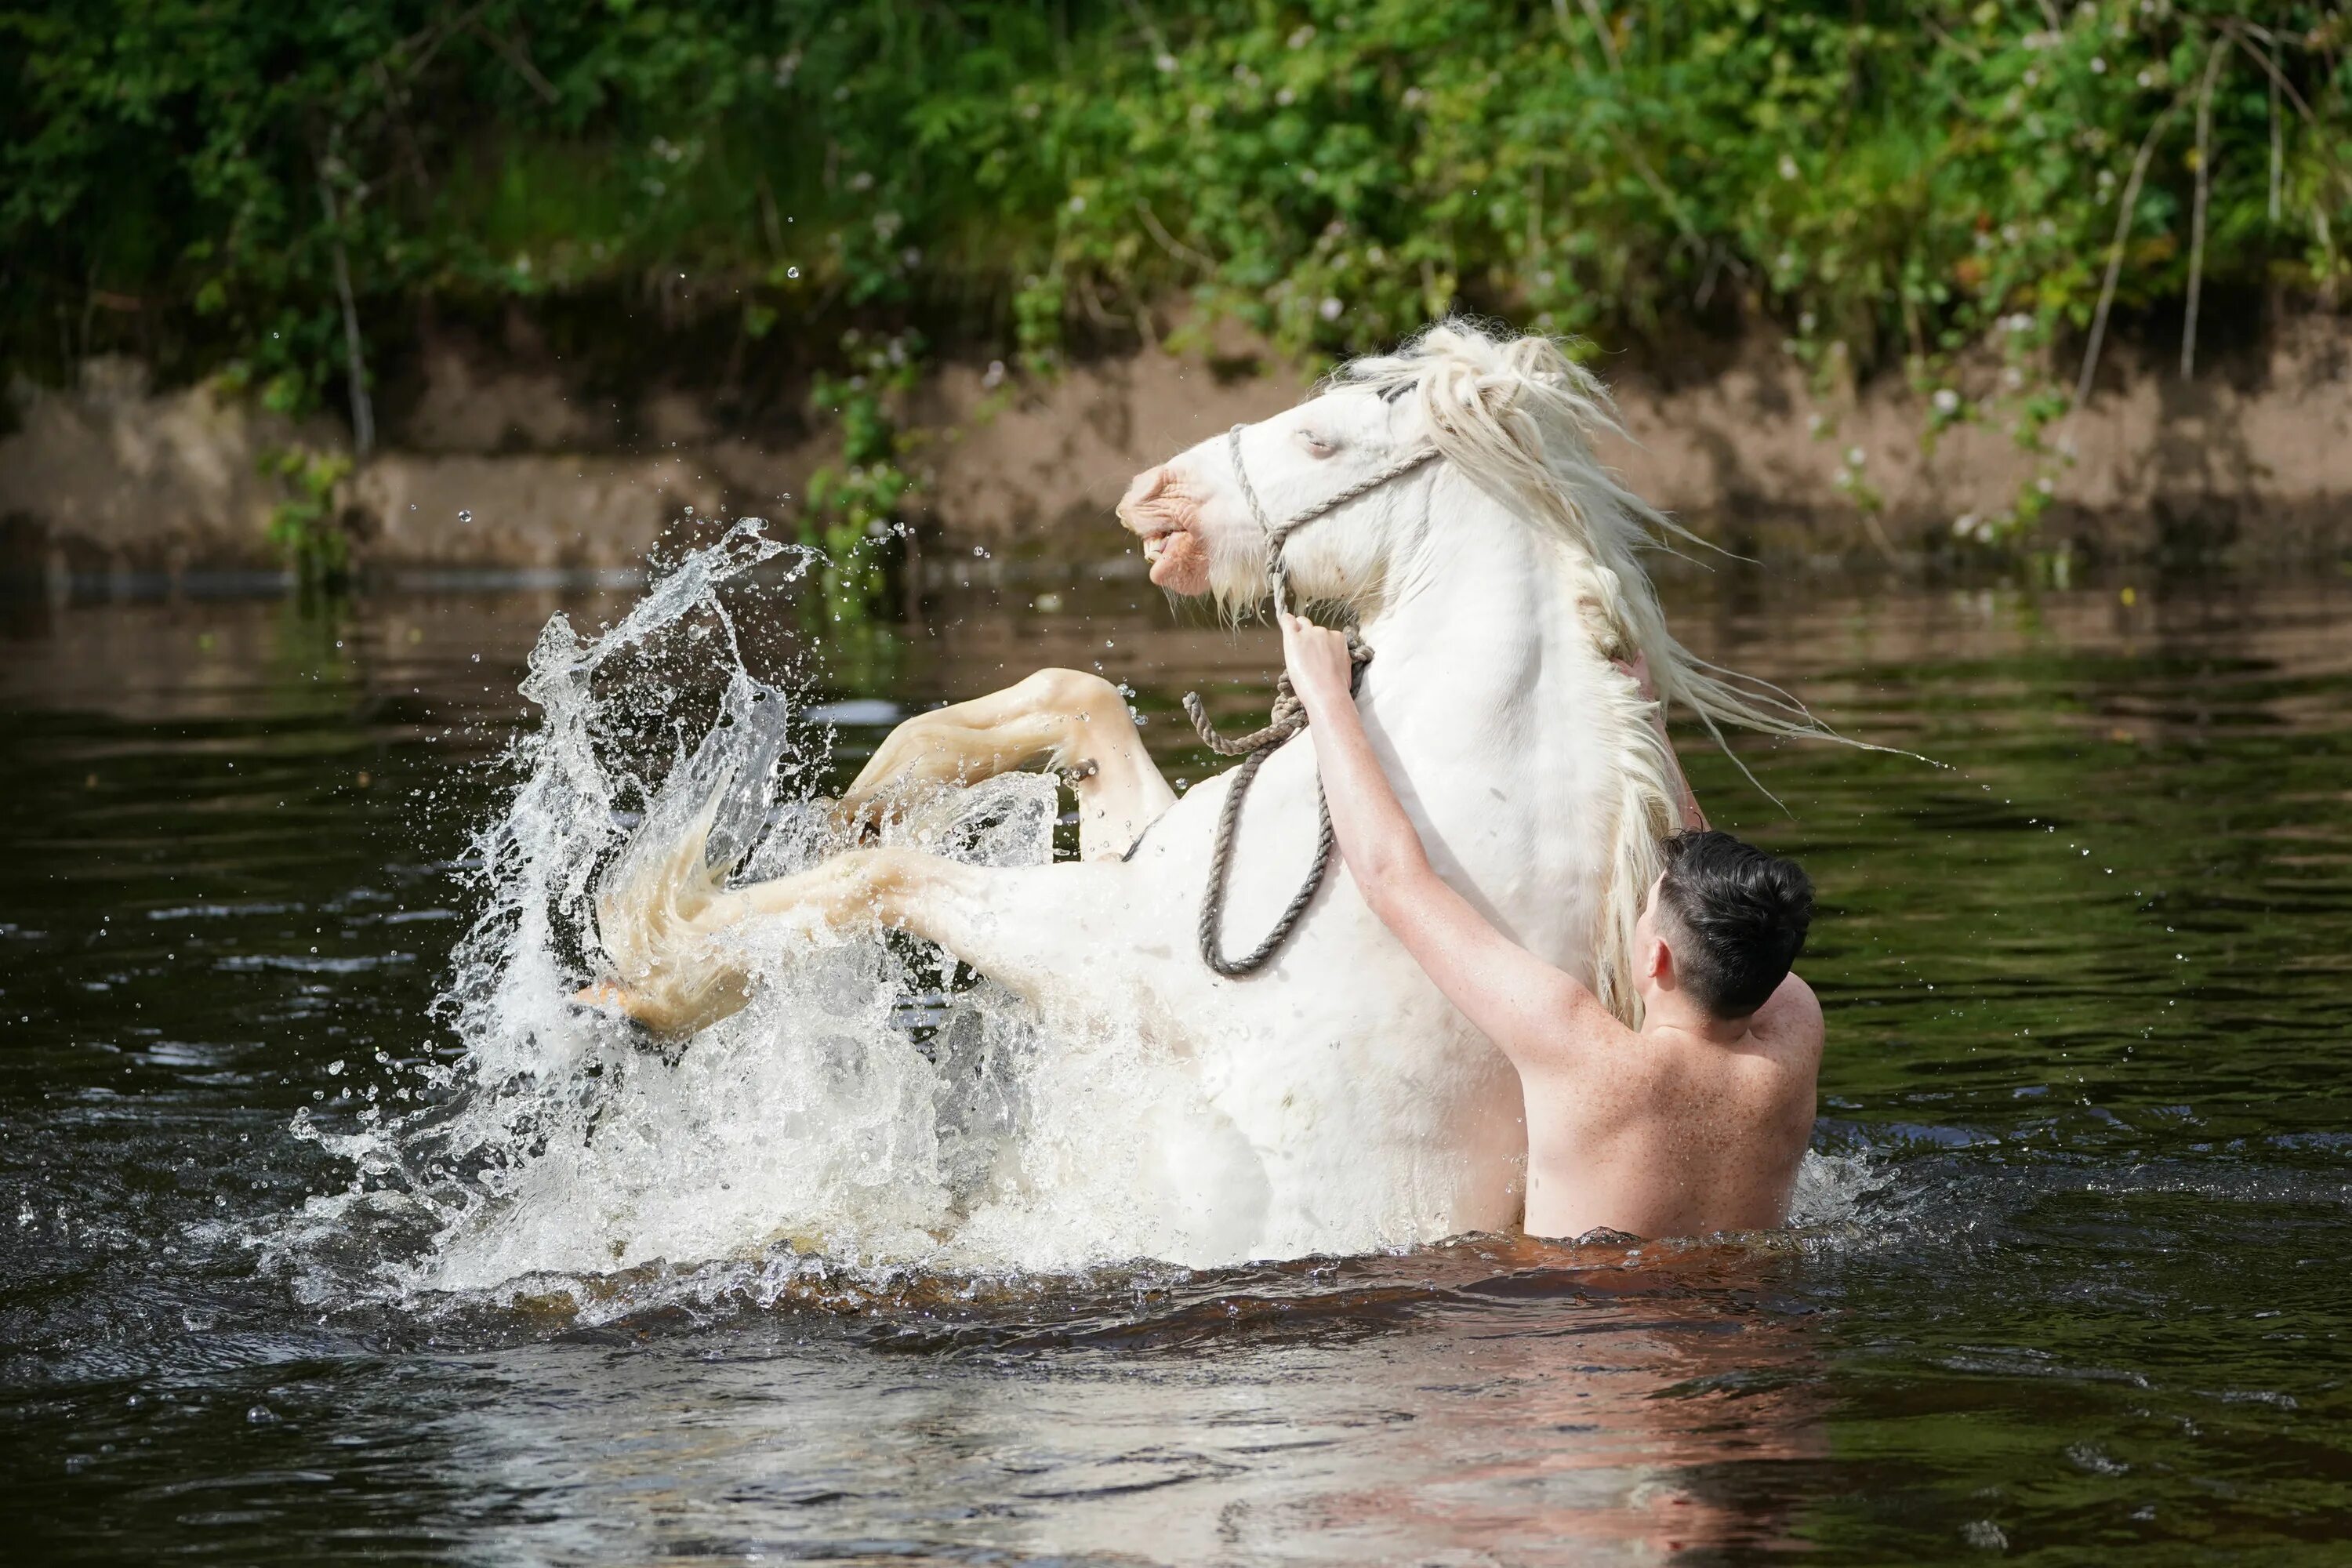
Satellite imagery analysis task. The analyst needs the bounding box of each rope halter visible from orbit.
[1225,423,1438,616]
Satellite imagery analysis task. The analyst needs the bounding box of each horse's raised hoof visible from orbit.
[569,981,684,1056]
[572,980,659,1033]
[571,979,640,1018]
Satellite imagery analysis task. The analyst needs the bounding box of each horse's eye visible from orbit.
[1297,429,1341,459]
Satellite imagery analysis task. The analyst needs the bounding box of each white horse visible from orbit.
[587,321,1820,1265]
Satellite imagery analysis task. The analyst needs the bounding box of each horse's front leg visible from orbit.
[586,849,1154,1040]
[840,669,1174,861]
[698,848,1139,1000]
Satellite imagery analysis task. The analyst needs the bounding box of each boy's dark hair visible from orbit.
[1653,830,1814,1018]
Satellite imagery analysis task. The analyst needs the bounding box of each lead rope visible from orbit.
[1183,639,1372,977]
[1177,423,1434,978]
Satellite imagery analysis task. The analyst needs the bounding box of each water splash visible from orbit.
[266,521,1207,1309]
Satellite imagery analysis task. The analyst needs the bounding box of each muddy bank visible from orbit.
[5,320,2347,582]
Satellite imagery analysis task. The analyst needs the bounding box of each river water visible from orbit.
[3,538,2348,1563]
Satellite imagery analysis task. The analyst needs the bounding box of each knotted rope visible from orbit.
[1178,423,1436,978]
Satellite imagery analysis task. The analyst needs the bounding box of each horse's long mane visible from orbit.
[1332,320,1840,1023]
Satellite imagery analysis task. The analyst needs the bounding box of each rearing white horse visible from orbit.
[588,321,1821,1265]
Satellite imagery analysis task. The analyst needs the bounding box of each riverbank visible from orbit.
[5,316,2348,583]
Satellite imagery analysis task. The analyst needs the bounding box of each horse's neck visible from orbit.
[1359,483,1591,751]
[1354,481,1613,947]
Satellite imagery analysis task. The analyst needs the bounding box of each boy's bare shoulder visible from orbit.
[1751,971,1824,1058]
[1515,975,1638,1074]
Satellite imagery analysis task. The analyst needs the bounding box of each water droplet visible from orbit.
[786,266,800,279]
[458,509,474,524]
[246,1404,277,1425]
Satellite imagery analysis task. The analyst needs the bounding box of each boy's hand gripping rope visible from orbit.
[1177,424,1433,978]
[1182,638,1372,978]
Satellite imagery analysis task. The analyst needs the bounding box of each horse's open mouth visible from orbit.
[1140,524,1210,593]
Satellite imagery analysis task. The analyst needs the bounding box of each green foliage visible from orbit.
[5,2,2350,548]
[804,326,922,629]
[260,445,354,588]
[804,328,923,557]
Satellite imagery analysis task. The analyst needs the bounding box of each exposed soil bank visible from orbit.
[5,320,2347,582]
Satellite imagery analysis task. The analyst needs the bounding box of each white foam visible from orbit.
[270,522,1221,1304]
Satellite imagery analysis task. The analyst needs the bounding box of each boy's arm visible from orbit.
[1280,616,1610,1070]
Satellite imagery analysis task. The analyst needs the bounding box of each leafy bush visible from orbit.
[260,445,354,587]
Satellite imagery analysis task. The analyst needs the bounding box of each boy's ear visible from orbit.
[1646,926,1675,986]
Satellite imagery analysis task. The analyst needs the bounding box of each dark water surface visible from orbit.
[3,546,2349,1564]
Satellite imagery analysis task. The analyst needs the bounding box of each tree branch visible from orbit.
[400,2,488,78]
[1134,198,1216,274]
[2225,27,2319,129]
[468,20,561,103]
[2074,93,2186,414]
[2267,49,2283,224]
[316,156,376,458]
[1922,20,1984,65]
[2182,38,2230,382]
[1577,0,1621,73]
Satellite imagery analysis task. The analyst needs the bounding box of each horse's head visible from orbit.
[1117,321,1646,615]
[1117,371,1443,610]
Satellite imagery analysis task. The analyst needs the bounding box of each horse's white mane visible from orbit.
[1324,320,1838,1022]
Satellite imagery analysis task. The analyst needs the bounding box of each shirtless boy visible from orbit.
[1280,615,1824,1242]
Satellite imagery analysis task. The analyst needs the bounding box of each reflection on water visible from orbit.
[376,1244,1827,1564]
[2,536,2349,1562]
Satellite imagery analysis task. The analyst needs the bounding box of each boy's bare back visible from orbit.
[1519,971,1821,1241]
